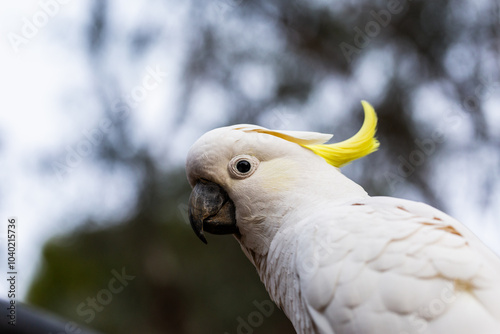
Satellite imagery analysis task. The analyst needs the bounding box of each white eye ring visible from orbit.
[228,155,259,179]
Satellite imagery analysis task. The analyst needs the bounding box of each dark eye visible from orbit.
[236,160,251,173]
[228,155,259,179]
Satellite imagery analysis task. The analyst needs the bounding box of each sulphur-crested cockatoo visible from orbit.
[185,101,500,334]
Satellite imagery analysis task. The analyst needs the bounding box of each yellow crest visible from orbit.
[236,101,379,167]
[301,101,379,167]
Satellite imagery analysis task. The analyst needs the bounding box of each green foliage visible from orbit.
[28,169,294,333]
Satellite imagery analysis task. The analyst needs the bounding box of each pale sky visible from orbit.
[1,1,499,302]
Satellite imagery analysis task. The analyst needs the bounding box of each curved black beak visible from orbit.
[188,180,238,244]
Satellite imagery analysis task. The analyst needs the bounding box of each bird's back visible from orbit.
[266,196,500,334]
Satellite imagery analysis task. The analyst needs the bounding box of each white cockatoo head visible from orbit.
[185,101,379,255]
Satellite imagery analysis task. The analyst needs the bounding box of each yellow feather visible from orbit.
[301,101,380,167]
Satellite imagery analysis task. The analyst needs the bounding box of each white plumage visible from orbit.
[268,197,500,333]
[185,102,500,333]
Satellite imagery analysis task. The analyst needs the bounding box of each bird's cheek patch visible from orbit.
[255,159,298,192]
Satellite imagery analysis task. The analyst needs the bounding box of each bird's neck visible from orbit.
[236,168,368,256]
[238,219,315,334]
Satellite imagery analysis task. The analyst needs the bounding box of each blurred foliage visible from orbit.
[28,169,294,333]
[28,0,499,333]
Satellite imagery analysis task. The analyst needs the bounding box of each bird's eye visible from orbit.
[236,160,251,173]
[228,155,259,179]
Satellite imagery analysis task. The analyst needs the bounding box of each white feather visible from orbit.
[186,124,500,334]
[265,197,500,333]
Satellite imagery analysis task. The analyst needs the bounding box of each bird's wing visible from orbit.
[294,197,500,334]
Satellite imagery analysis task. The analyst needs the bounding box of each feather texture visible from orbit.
[261,197,500,334]
[185,104,500,334]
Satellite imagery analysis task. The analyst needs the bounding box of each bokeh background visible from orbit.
[1,0,499,333]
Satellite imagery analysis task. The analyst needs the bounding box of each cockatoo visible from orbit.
[185,101,500,334]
